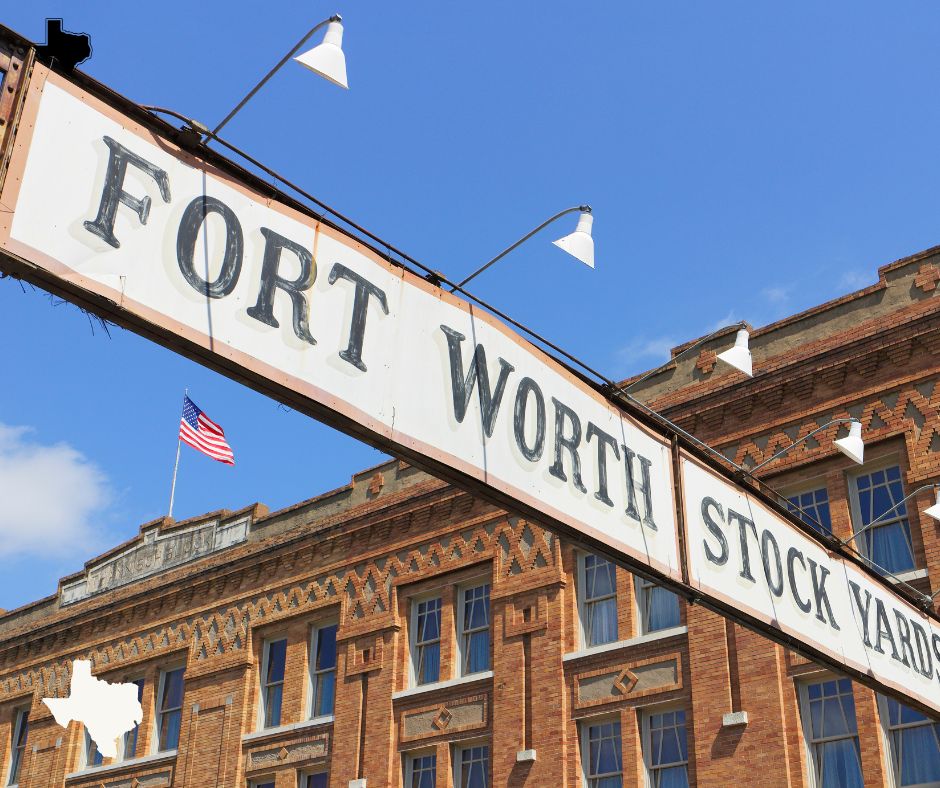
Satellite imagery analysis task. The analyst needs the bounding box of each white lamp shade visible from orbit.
[716,329,753,377]
[923,490,940,522]
[552,211,594,268]
[294,20,348,89]
[834,421,865,465]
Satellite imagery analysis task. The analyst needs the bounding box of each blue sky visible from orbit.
[2,1,940,610]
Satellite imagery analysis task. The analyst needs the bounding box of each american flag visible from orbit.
[178,396,235,465]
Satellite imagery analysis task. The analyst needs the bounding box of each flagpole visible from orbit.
[168,389,187,519]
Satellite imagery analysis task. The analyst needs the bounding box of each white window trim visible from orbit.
[577,552,619,649]
[847,457,916,572]
[564,626,688,663]
[247,778,276,788]
[258,637,287,730]
[580,714,623,788]
[797,675,862,788]
[65,749,178,781]
[241,715,334,743]
[6,706,28,787]
[308,621,338,719]
[640,705,689,788]
[393,670,493,701]
[409,593,443,688]
[452,738,490,788]
[152,664,185,755]
[404,747,437,786]
[876,692,940,788]
[456,580,491,678]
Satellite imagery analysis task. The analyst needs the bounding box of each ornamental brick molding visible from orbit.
[915,262,940,293]
[0,509,556,700]
[612,667,639,695]
[695,349,717,376]
[432,707,452,730]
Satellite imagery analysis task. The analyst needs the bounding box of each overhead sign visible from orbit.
[682,455,940,713]
[2,63,938,715]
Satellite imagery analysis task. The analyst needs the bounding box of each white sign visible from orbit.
[682,454,940,715]
[3,65,940,716]
[0,68,681,588]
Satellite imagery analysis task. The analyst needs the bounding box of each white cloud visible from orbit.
[838,269,871,292]
[761,285,791,305]
[0,424,111,558]
[617,335,678,369]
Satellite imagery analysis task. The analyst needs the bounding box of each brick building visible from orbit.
[3,248,940,787]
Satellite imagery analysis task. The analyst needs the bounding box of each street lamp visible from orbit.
[621,322,753,396]
[213,13,348,137]
[747,418,865,475]
[452,206,594,291]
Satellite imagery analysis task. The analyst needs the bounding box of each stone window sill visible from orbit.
[563,626,688,662]
[887,568,929,584]
[65,749,177,781]
[242,715,335,743]
[392,670,494,701]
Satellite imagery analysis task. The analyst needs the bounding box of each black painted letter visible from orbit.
[622,444,657,530]
[549,398,587,493]
[586,423,620,507]
[84,136,171,248]
[701,497,728,566]
[328,263,388,371]
[513,377,546,462]
[247,228,317,345]
[176,196,243,298]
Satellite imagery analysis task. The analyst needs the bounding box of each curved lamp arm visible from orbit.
[213,14,341,136]
[747,418,859,474]
[620,322,748,395]
[838,483,939,549]
[451,205,590,291]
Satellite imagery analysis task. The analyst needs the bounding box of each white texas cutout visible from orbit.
[43,660,143,758]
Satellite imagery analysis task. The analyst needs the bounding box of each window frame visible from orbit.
[6,706,28,787]
[453,740,490,788]
[640,706,690,788]
[404,748,437,787]
[456,581,491,677]
[782,481,834,536]
[247,779,276,788]
[81,675,143,768]
[259,637,288,729]
[577,552,619,648]
[580,714,624,788]
[298,770,329,788]
[876,692,940,788]
[153,664,185,754]
[409,593,444,687]
[847,459,917,576]
[797,676,864,788]
[308,621,338,719]
[634,575,681,636]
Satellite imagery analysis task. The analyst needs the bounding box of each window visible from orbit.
[248,781,274,788]
[582,719,622,788]
[643,710,689,788]
[636,577,680,634]
[881,694,940,786]
[580,554,618,647]
[850,465,915,575]
[300,773,328,788]
[406,752,436,788]
[456,744,489,788]
[787,487,832,535]
[84,729,104,768]
[412,597,442,685]
[122,679,145,760]
[261,639,287,728]
[155,667,184,752]
[7,707,27,786]
[799,678,863,788]
[459,584,491,675]
[310,624,337,717]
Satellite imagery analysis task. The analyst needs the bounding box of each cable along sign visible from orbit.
[682,454,940,715]
[0,68,681,588]
[2,64,939,717]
